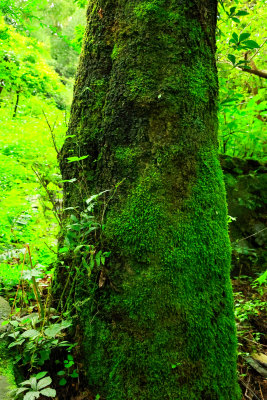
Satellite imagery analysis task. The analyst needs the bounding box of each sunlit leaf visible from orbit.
[227,54,236,65]
[243,40,260,49]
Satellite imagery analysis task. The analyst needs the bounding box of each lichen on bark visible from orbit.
[56,1,241,398]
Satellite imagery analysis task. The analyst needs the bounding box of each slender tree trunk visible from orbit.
[13,91,20,118]
[0,86,3,108]
[56,1,240,398]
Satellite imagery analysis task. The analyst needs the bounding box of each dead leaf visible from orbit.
[99,270,106,288]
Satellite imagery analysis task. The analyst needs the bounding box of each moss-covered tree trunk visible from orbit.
[57,1,240,398]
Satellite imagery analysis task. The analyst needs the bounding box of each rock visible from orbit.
[0,297,11,332]
[0,375,11,400]
[0,298,16,397]
[252,353,267,368]
[245,356,267,378]
[0,341,16,399]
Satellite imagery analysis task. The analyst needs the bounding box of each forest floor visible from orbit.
[233,278,267,400]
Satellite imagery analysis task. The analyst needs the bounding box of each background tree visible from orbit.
[57,1,241,399]
[0,16,65,115]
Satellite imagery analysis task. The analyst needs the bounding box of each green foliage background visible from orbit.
[217,0,266,160]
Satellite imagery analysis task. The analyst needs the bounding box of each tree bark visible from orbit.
[56,1,240,399]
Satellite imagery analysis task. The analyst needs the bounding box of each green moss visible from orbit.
[57,1,240,398]
[77,148,240,399]
[111,43,123,60]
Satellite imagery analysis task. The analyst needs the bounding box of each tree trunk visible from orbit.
[13,91,20,118]
[0,86,3,108]
[56,1,240,398]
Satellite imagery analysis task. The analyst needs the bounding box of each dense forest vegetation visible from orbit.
[0,1,266,399]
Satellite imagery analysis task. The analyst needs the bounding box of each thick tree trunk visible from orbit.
[56,1,240,398]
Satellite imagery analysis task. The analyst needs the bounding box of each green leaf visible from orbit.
[101,255,106,265]
[255,270,267,285]
[229,7,236,15]
[20,380,32,387]
[44,320,72,338]
[239,33,251,42]
[10,320,19,327]
[227,54,236,65]
[57,371,65,376]
[23,391,40,400]
[64,360,74,368]
[40,388,56,397]
[59,378,67,386]
[82,257,89,269]
[29,377,37,390]
[231,17,240,23]
[35,372,47,380]
[243,40,260,49]
[236,10,249,16]
[60,178,77,183]
[8,339,25,347]
[231,32,238,43]
[59,247,69,254]
[85,190,110,206]
[39,350,51,363]
[21,329,39,339]
[74,245,88,253]
[67,155,89,163]
[22,269,42,281]
[89,255,95,271]
[37,377,52,390]
[15,387,28,395]
[70,370,79,378]
[236,60,250,68]
[95,251,101,267]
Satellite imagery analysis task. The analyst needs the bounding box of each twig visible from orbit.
[218,60,267,79]
[11,248,27,315]
[245,376,252,400]
[32,166,63,228]
[42,110,59,154]
[239,378,261,400]
[259,384,264,400]
[236,227,267,244]
[249,38,267,61]
[101,179,125,227]
[241,67,267,79]
[26,244,45,320]
[44,241,57,254]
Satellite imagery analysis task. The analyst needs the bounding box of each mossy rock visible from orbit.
[0,342,16,400]
[0,297,16,399]
[0,296,11,333]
